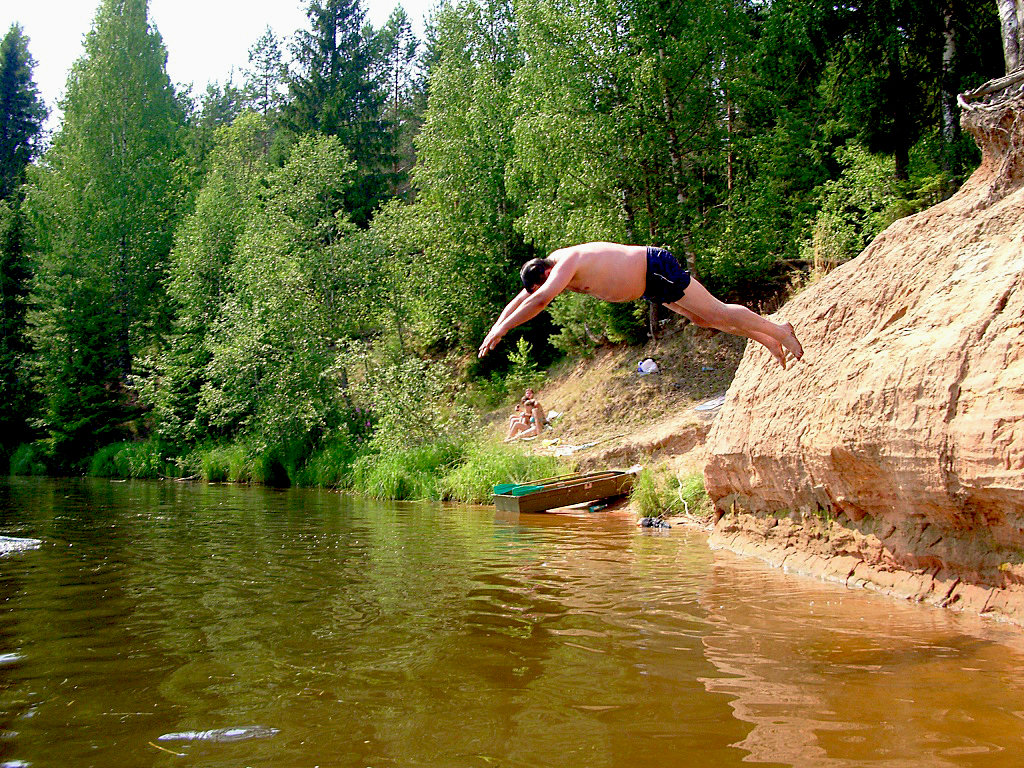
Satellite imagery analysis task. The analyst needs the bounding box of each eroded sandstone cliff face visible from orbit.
[704,80,1024,625]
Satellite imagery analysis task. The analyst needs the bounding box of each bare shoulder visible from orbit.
[550,245,582,262]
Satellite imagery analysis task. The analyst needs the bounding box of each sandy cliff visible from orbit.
[704,80,1024,624]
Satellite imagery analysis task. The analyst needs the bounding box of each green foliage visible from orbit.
[0,198,34,450]
[0,27,46,450]
[0,24,48,200]
[801,143,905,270]
[405,0,528,349]
[31,280,130,469]
[504,338,541,397]
[676,472,711,515]
[87,440,171,479]
[286,0,392,226]
[350,441,464,500]
[546,294,646,354]
[185,442,292,485]
[147,113,273,448]
[630,469,663,518]
[196,133,358,454]
[294,439,359,488]
[243,27,287,118]
[440,443,562,503]
[703,177,802,296]
[25,0,187,466]
[375,6,425,200]
[339,341,474,453]
[630,468,711,519]
[9,442,49,476]
[192,444,247,483]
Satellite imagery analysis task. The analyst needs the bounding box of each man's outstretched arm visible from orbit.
[477,254,576,357]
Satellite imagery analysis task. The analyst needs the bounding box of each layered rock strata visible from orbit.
[704,80,1024,625]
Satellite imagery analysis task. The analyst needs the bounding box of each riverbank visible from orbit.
[508,320,1024,629]
[708,509,1024,627]
[490,323,746,523]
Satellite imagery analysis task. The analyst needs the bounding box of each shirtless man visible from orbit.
[478,242,803,368]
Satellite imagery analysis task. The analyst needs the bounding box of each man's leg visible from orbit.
[674,304,787,363]
[664,277,803,368]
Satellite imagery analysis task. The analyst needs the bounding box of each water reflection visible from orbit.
[0,478,1022,767]
[699,549,1024,768]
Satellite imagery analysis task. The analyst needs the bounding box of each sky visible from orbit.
[2,0,438,130]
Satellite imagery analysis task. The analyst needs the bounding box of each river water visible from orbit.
[1,477,1023,768]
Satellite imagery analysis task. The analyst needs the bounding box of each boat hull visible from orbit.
[492,469,638,514]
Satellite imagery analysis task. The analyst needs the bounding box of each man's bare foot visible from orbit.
[780,322,804,361]
[766,339,787,369]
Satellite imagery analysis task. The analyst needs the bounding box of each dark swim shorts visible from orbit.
[642,247,691,305]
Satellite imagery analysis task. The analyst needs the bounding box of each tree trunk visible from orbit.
[940,1,957,165]
[997,0,1024,74]
[657,47,699,276]
[725,85,734,201]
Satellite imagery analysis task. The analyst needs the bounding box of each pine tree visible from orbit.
[375,7,423,199]
[0,25,47,201]
[25,0,187,468]
[286,0,393,226]
[244,27,288,118]
[0,25,47,455]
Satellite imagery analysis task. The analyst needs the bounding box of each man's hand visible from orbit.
[478,324,505,358]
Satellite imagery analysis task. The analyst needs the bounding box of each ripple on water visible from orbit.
[157,725,279,743]
[5,479,1024,768]
[0,537,41,556]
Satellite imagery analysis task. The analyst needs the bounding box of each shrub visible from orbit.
[87,440,171,479]
[504,338,543,398]
[10,443,50,476]
[801,142,905,274]
[546,293,646,354]
[630,468,712,521]
[338,342,474,453]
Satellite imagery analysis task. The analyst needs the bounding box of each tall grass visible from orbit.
[87,440,173,479]
[630,468,712,520]
[350,441,465,500]
[183,444,264,483]
[440,443,564,503]
[294,440,357,488]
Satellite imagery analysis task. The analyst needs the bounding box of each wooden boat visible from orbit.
[492,468,639,514]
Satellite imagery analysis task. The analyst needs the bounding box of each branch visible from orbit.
[959,67,1024,110]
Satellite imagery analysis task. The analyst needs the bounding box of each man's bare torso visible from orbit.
[549,242,647,302]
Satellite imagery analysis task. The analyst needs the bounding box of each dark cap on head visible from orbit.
[520,258,552,293]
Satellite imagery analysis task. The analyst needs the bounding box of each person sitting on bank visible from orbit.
[507,397,546,441]
[506,402,529,441]
[478,242,803,369]
[522,388,547,425]
[505,398,536,442]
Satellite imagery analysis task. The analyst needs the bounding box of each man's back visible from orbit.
[551,242,647,302]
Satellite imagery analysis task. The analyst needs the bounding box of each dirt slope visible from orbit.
[494,325,746,475]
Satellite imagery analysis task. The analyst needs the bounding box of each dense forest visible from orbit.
[0,0,1009,492]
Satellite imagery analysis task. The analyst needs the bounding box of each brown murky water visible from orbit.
[1,477,1023,767]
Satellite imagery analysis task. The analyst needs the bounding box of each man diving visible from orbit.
[478,242,803,368]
